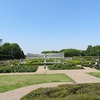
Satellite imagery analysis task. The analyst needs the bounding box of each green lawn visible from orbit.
[0,74,73,92]
[88,72,100,78]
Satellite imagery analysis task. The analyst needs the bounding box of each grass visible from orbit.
[88,72,100,78]
[21,83,100,100]
[0,74,73,92]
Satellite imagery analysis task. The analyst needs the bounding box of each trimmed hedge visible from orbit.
[48,63,84,70]
[66,60,82,65]
[74,56,100,61]
[0,64,38,73]
[26,59,44,65]
[0,55,14,60]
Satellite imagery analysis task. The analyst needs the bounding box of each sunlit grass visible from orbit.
[88,72,100,78]
[0,74,73,92]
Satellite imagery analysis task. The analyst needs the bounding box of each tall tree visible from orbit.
[1,42,25,59]
[41,50,60,54]
[86,45,100,56]
[11,43,25,59]
[60,49,80,57]
[86,45,92,56]
[2,42,12,55]
[0,39,3,46]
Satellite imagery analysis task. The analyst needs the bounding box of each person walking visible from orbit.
[44,65,47,73]
[95,61,99,70]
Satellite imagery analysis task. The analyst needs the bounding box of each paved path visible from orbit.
[65,69,100,83]
[0,82,72,100]
[36,66,100,83]
[0,66,100,100]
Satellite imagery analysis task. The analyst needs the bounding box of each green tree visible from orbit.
[2,42,12,55]
[11,43,25,59]
[0,39,2,46]
[80,50,86,56]
[0,46,3,54]
[86,45,100,56]
[86,45,92,56]
[41,50,60,54]
[1,42,25,59]
[60,49,80,57]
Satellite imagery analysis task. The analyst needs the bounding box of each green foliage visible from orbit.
[66,60,82,65]
[89,72,100,78]
[10,43,25,59]
[46,58,55,62]
[60,49,81,57]
[86,45,100,56]
[0,42,25,59]
[0,64,38,73]
[72,56,97,68]
[26,58,61,65]
[1,42,12,55]
[26,59,44,65]
[41,50,60,54]
[81,61,94,67]
[21,83,100,100]
[79,56,94,60]
[42,45,100,57]
[0,54,14,60]
[49,63,84,70]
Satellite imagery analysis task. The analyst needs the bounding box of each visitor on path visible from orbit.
[44,65,46,69]
[95,61,99,70]
[44,65,47,73]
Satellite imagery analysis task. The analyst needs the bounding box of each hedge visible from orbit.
[21,83,100,100]
[0,64,38,73]
[0,55,14,60]
[48,63,84,70]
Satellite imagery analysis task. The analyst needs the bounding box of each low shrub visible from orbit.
[48,63,84,70]
[66,60,82,65]
[81,61,95,68]
[0,64,38,73]
[21,83,100,100]
[26,59,44,65]
[0,54,14,60]
[46,58,55,62]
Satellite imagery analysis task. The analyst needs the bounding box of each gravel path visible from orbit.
[0,66,100,100]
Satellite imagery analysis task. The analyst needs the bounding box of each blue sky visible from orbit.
[0,0,100,54]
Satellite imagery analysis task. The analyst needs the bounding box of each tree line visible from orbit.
[41,45,100,57]
[41,50,60,54]
[0,42,25,60]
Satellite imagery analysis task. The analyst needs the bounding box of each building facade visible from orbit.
[27,53,64,59]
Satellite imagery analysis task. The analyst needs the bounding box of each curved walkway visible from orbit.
[0,66,100,100]
[0,82,72,100]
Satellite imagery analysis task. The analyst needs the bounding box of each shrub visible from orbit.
[48,63,83,70]
[26,59,44,65]
[0,54,14,60]
[66,60,82,65]
[46,58,55,62]
[81,61,95,68]
[0,64,38,73]
[21,83,100,100]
